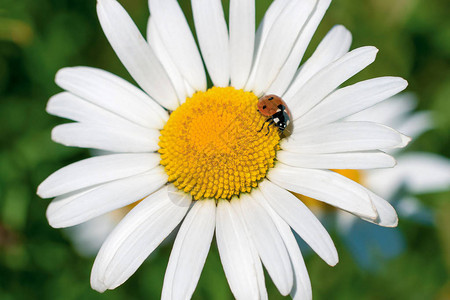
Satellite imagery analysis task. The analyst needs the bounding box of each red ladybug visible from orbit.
[257,94,291,135]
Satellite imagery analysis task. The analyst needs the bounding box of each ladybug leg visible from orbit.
[266,119,275,135]
[257,122,265,133]
[257,117,272,133]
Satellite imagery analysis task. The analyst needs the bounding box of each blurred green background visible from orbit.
[1,0,450,299]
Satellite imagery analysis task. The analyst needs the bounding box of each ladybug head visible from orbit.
[277,121,287,131]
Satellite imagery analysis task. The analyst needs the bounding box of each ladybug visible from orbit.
[257,94,291,135]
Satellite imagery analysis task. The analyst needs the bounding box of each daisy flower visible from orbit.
[296,93,450,268]
[346,93,450,212]
[339,94,450,267]
[37,0,409,298]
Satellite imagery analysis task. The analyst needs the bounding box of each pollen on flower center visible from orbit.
[158,87,280,200]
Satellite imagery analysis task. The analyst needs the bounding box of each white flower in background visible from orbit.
[66,207,126,257]
[349,94,450,210]
[297,93,450,267]
[37,0,410,299]
[334,93,450,231]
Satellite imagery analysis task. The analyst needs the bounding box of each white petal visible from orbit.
[283,121,410,153]
[47,92,126,126]
[96,0,178,110]
[286,46,379,119]
[276,24,351,96]
[191,0,229,87]
[296,76,408,129]
[55,67,168,128]
[251,242,269,300]
[147,17,188,101]
[229,0,255,89]
[247,0,316,95]
[277,151,396,169]
[37,153,160,198]
[216,199,262,300]
[267,164,378,220]
[254,0,290,51]
[162,200,216,300]
[47,167,168,228]
[47,92,152,131]
[250,0,290,80]
[237,208,269,300]
[259,180,338,266]
[148,0,206,91]
[51,123,159,153]
[363,191,398,227]
[258,196,312,300]
[236,194,293,295]
[397,153,450,194]
[346,92,417,125]
[268,0,334,96]
[91,185,191,292]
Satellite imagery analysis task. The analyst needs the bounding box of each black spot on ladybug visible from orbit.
[262,105,267,109]
[268,97,274,100]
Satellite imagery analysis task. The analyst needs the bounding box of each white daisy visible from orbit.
[334,93,450,231]
[37,0,410,299]
[295,93,450,267]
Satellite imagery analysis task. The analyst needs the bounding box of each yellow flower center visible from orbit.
[297,169,365,211]
[158,87,280,200]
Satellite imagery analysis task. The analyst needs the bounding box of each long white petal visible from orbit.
[37,153,160,198]
[55,67,168,128]
[259,180,338,266]
[91,186,191,292]
[236,194,293,295]
[51,123,159,153]
[249,0,290,84]
[268,0,333,96]
[97,0,178,110]
[245,0,291,92]
[47,92,137,128]
[247,0,316,95]
[216,199,262,300]
[277,151,396,169]
[229,0,255,89]
[147,17,188,101]
[296,76,409,129]
[286,46,379,119]
[267,164,378,220]
[283,121,410,153]
[148,0,206,91]
[251,240,269,300]
[47,167,168,228]
[237,204,269,300]
[259,195,312,300]
[162,200,216,300]
[363,191,398,227]
[192,0,229,87]
[277,24,352,96]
